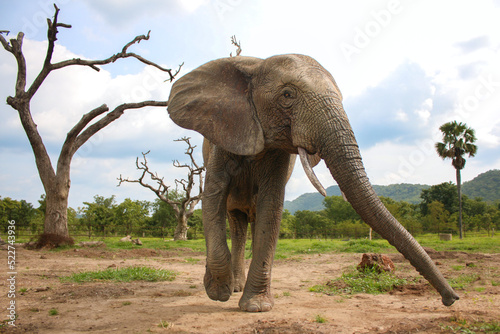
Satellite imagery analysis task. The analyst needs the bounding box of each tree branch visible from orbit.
[44,5,71,69]
[230,35,242,57]
[27,5,71,99]
[65,104,109,144]
[0,31,12,51]
[50,32,183,81]
[118,138,205,218]
[172,137,204,216]
[1,32,28,101]
[26,6,181,99]
[118,151,182,215]
[57,104,109,174]
[72,101,167,154]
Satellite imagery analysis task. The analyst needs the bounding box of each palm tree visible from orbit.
[436,121,477,239]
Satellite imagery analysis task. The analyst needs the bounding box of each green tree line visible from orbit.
[281,181,500,239]
[0,194,203,240]
[2,181,499,240]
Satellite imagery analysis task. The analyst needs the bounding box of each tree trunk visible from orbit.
[174,214,189,241]
[456,168,463,239]
[44,194,69,236]
[42,174,71,237]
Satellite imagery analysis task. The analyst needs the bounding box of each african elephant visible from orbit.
[167,54,459,312]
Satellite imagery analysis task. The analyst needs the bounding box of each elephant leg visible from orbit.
[228,209,248,292]
[239,151,290,312]
[202,148,233,302]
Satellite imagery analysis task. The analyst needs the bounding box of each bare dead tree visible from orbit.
[118,137,204,241]
[0,5,182,247]
[230,35,242,57]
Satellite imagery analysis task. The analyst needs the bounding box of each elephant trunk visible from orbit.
[315,102,459,306]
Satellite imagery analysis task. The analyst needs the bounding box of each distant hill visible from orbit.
[284,170,500,214]
[462,169,500,202]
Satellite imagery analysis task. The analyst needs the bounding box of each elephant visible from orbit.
[167,54,459,312]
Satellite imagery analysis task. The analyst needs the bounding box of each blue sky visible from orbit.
[1,0,499,210]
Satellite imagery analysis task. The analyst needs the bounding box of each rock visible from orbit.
[439,233,452,241]
[119,235,132,242]
[132,238,142,246]
[78,241,105,247]
[357,253,395,273]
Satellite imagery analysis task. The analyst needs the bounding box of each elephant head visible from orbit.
[167,54,459,307]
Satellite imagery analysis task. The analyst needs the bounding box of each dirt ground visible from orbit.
[1,244,499,334]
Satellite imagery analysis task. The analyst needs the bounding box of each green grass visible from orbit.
[415,234,500,253]
[337,239,393,253]
[273,238,394,259]
[158,320,170,329]
[449,273,480,290]
[99,237,207,252]
[185,257,201,264]
[314,314,327,323]
[8,232,498,257]
[48,308,58,316]
[274,234,499,259]
[60,266,177,283]
[441,317,500,333]
[310,267,415,295]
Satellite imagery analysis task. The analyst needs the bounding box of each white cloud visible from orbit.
[395,109,408,122]
[415,98,433,124]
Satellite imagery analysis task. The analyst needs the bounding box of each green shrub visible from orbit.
[61,266,177,283]
[310,267,414,295]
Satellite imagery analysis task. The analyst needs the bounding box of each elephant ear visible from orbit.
[168,57,265,156]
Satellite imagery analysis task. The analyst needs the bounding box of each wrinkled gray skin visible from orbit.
[167,54,459,312]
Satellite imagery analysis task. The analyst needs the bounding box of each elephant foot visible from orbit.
[204,265,234,302]
[233,273,246,292]
[238,293,274,312]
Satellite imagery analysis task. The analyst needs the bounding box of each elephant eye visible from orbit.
[278,86,297,108]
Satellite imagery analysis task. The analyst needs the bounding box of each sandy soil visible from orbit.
[1,244,499,334]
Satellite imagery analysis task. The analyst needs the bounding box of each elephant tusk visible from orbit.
[341,191,348,201]
[298,147,327,197]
